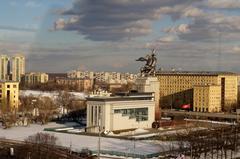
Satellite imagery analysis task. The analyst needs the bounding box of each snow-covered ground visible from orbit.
[0,122,164,157]
[20,90,86,100]
[184,118,237,125]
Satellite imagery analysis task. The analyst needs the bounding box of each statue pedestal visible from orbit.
[135,77,160,121]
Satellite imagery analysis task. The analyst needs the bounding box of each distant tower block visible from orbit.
[135,77,160,121]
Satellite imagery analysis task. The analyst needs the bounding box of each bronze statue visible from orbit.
[136,49,157,77]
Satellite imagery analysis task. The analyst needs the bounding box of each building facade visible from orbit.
[56,78,93,92]
[193,85,221,112]
[67,70,137,84]
[12,54,25,82]
[86,92,155,133]
[0,81,19,112]
[23,72,49,85]
[156,71,238,112]
[0,55,10,80]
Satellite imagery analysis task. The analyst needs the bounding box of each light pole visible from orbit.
[98,126,109,159]
[98,124,101,159]
[98,115,101,159]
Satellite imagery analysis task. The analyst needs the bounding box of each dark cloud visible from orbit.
[161,5,240,42]
[54,0,199,41]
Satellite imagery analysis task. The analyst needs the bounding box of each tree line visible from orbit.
[1,91,86,128]
[159,124,240,159]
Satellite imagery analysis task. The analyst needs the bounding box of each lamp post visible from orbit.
[98,124,101,159]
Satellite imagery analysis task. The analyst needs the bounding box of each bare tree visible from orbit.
[163,124,240,159]
[35,97,58,124]
[19,95,36,117]
[56,90,75,114]
[25,132,58,145]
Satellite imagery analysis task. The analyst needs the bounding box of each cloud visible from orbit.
[54,18,65,30]
[233,46,240,53]
[165,24,191,34]
[205,0,240,9]
[53,0,200,41]
[146,35,177,49]
[0,25,37,32]
[25,1,41,8]
[164,9,240,42]
[9,1,17,6]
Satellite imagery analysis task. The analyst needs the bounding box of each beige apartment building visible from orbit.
[193,85,221,112]
[23,72,49,85]
[156,71,238,112]
[56,78,93,92]
[12,54,25,82]
[0,55,10,80]
[0,81,19,112]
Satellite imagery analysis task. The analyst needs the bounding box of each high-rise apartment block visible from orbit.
[12,54,25,82]
[156,71,238,112]
[0,54,25,82]
[0,81,19,112]
[0,55,10,80]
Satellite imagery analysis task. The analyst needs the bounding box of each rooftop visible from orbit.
[56,77,91,80]
[156,71,238,76]
[87,92,154,102]
[0,80,19,83]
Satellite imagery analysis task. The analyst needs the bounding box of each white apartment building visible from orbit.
[23,72,49,85]
[67,70,94,79]
[86,92,155,133]
[67,70,137,84]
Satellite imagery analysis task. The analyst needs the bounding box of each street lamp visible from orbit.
[98,124,101,159]
[98,126,110,159]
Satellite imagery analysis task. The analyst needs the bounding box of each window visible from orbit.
[114,108,148,121]
[7,85,10,88]
[13,85,17,88]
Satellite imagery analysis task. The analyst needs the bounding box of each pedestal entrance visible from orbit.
[135,77,160,122]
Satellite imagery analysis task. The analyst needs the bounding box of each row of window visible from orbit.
[114,108,148,122]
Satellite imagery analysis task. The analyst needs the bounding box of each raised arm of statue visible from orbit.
[136,57,146,62]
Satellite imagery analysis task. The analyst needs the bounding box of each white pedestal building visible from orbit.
[86,92,155,133]
[135,77,160,121]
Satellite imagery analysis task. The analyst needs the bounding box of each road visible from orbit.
[162,109,239,121]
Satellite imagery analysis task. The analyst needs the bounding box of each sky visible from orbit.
[1,0,240,73]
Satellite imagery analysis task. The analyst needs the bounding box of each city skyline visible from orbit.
[1,0,240,73]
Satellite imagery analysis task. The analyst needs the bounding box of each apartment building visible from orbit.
[56,77,93,92]
[12,54,25,82]
[0,55,10,80]
[67,70,94,79]
[193,85,221,112]
[0,81,19,112]
[156,71,238,112]
[23,72,49,85]
[67,70,137,84]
